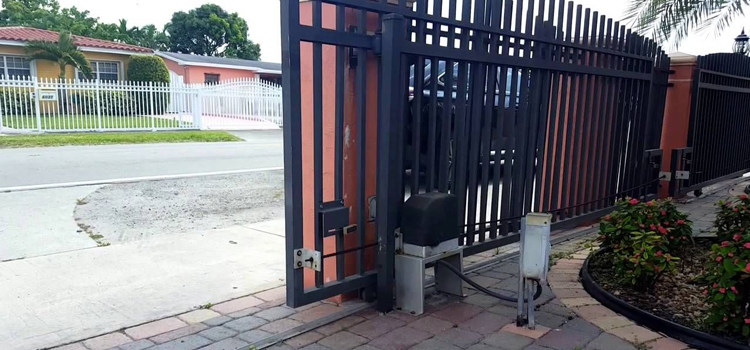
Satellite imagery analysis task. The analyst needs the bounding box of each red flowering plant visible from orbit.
[703,194,750,336]
[598,198,691,291]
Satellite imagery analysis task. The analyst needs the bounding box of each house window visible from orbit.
[78,61,120,81]
[0,56,31,78]
[205,73,220,85]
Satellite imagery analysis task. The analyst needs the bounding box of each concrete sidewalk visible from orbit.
[1,221,286,350]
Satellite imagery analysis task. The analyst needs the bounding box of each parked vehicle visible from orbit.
[405,59,524,181]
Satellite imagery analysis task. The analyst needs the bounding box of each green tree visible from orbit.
[165,3,261,60]
[627,0,750,47]
[25,31,92,79]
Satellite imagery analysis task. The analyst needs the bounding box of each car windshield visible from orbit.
[408,59,446,88]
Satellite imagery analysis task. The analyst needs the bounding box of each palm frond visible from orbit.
[65,51,93,79]
[25,40,62,58]
[626,0,748,48]
[57,31,78,52]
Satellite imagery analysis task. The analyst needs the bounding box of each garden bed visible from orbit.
[585,245,750,350]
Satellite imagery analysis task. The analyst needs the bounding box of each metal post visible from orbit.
[149,81,155,130]
[95,79,102,131]
[376,13,406,313]
[194,89,203,130]
[33,78,41,132]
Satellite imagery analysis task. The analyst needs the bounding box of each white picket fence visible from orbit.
[0,76,283,133]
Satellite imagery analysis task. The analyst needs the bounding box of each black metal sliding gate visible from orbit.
[669,53,750,197]
[282,0,669,312]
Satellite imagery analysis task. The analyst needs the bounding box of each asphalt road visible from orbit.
[0,130,283,188]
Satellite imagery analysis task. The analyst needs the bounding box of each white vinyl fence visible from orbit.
[0,76,283,133]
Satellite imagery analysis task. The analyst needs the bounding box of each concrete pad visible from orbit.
[0,186,100,261]
[242,219,285,237]
[0,224,285,350]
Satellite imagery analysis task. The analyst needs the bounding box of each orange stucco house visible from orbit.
[155,51,282,85]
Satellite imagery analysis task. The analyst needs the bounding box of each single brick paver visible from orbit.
[482,331,534,349]
[410,338,461,350]
[118,339,155,350]
[500,324,551,340]
[197,337,249,350]
[211,296,264,315]
[223,316,268,332]
[608,325,662,343]
[535,329,600,350]
[256,286,287,301]
[432,303,484,324]
[433,327,483,348]
[237,329,273,343]
[291,304,342,323]
[462,293,502,309]
[534,311,567,329]
[584,333,637,350]
[560,297,600,307]
[125,318,188,340]
[589,316,634,331]
[260,318,304,334]
[148,335,212,350]
[150,324,208,344]
[178,309,222,324]
[256,306,296,321]
[285,331,325,349]
[197,326,237,341]
[316,316,367,336]
[408,316,454,334]
[300,345,334,350]
[82,332,132,350]
[317,331,369,350]
[458,311,512,335]
[646,337,690,350]
[367,327,432,350]
[227,307,261,318]
[53,343,87,350]
[202,316,232,327]
[573,305,619,320]
[348,316,406,339]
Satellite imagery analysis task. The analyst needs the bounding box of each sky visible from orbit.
[56,0,748,63]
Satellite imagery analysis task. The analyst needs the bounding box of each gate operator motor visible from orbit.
[395,193,463,315]
[517,213,552,329]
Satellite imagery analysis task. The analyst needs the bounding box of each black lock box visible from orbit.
[401,192,458,247]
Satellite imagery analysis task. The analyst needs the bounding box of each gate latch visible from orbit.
[675,171,690,180]
[294,249,321,272]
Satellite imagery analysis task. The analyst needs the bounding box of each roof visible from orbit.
[156,51,281,74]
[0,26,152,54]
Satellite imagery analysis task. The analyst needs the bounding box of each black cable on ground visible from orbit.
[435,260,543,302]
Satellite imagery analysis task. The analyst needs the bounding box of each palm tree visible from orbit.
[25,31,93,80]
[626,0,749,48]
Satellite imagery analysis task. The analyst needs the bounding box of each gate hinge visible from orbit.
[675,171,690,180]
[659,172,671,181]
[294,249,321,272]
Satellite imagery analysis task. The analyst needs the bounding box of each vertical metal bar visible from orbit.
[281,0,304,308]
[452,0,471,243]
[548,0,571,220]
[312,0,325,288]
[568,8,590,217]
[532,20,554,213]
[581,14,603,213]
[356,8,368,278]
[377,13,406,314]
[335,4,346,283]
[593,19,614,210]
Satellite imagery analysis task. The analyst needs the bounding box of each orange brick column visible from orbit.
[659,53,698,198]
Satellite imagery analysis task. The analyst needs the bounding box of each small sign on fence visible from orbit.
[30,90,58,101]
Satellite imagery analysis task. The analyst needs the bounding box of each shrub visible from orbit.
[127,56,170,84]
[127,56,170,115]
[703,194,750,336]
[598,198,692,291]
[71,91,136,116]
[0,88,35,116]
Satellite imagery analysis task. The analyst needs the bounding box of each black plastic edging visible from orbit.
[582,249,750,350]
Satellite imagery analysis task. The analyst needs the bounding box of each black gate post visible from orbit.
[376,13,406,313]
[280,0,304,308]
